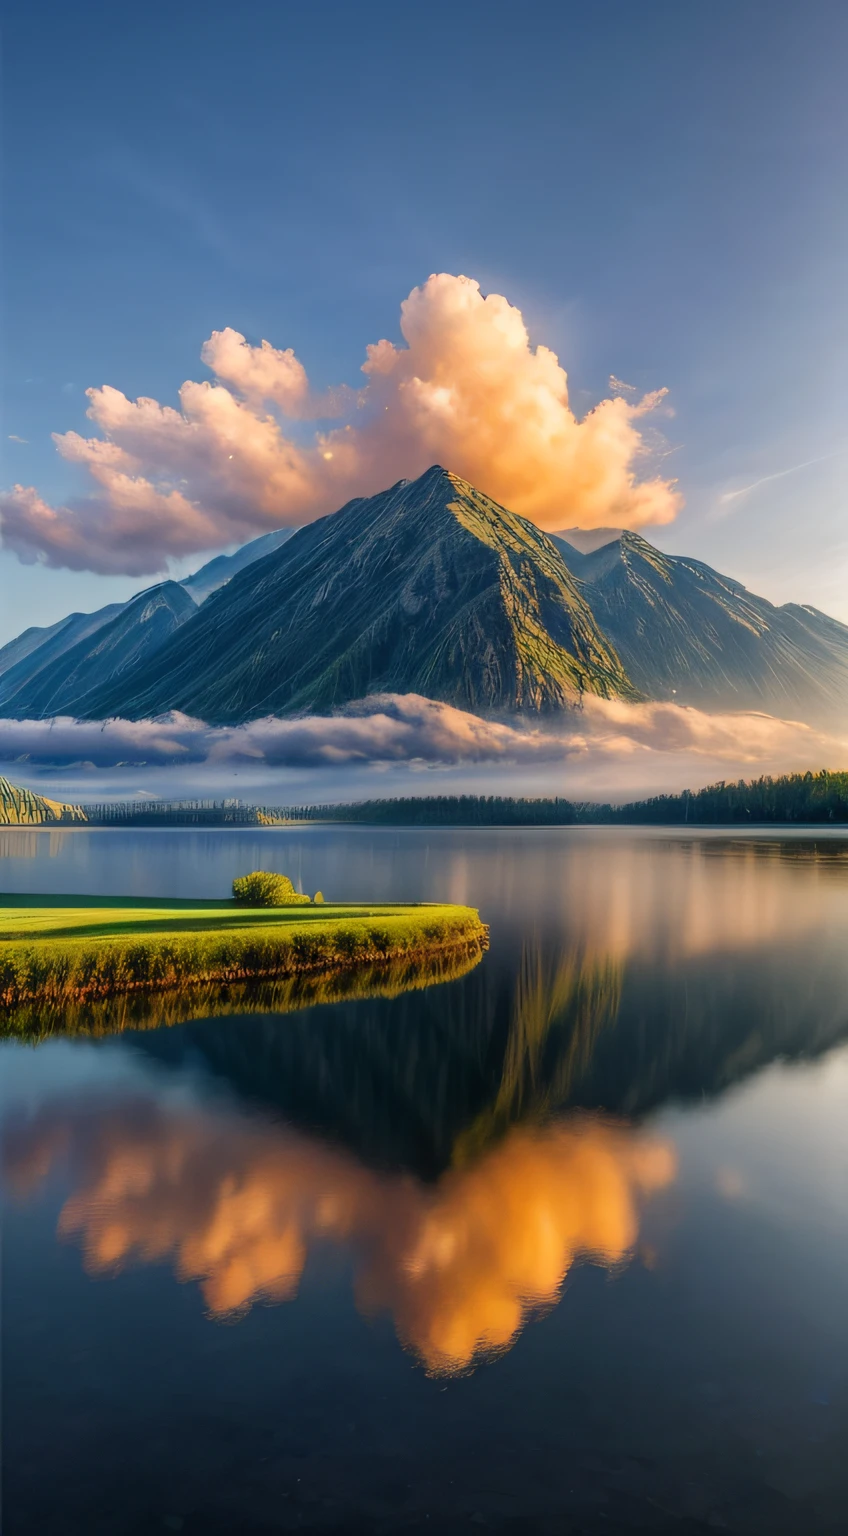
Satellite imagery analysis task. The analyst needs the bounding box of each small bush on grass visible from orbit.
[232,871,311,906]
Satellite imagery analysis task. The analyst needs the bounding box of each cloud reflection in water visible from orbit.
[3,1096,675,1374]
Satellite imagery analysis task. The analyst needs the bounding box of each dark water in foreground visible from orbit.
[2,826,848,1535]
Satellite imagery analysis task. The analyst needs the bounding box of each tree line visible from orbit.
[72,772,848,827]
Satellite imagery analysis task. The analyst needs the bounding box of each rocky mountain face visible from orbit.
[553,530,848,726]
[80,467,637,723]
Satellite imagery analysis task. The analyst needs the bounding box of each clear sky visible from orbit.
[2,0,847,645]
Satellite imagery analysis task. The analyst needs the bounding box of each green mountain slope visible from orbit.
[0,531,293,709]
[0,582,196,720]
[81,467,638,723]
[0,776,85,825]
[553,530,848,725]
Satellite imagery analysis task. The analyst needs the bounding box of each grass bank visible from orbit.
[0,895,488,1016]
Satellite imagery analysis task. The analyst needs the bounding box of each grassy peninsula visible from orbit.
[0,892,488,1018]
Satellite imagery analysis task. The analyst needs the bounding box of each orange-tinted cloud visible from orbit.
[0,692,842,772]
[2,1097,675,1374]
[0,274,681,575]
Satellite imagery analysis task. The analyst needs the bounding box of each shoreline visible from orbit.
[0,939,485,1041]
[0,899,489,1014]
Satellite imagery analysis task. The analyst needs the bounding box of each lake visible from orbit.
[2,825,848,1535]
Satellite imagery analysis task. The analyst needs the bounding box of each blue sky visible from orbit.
[2,0,847,644]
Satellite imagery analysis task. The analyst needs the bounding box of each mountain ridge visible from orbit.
[2,466,847,729]
[180,525,295,603]
[0,527,295,720]
[0,582,196,719]
[80,467,638,723]
[552,529,848,725]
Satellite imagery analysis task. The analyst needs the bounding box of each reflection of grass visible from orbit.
[2,942,486,1041]
[453,944,622,1164]
[0,895,487,1021]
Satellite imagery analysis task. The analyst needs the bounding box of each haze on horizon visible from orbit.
[2,0,847,646]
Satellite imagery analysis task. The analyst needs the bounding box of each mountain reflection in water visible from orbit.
[4,829,848,1534]
[2,1095,674,1375]
[6,879,846,1373]
[131,914,848,1178]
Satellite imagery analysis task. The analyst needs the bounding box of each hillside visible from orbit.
[0,529,294,714]
[79,467,638,723]
[0,776,86,825]
[0,602,126,708]
[553,530,848,726]
[0,582,196,719]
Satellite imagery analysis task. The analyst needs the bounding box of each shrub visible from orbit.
[232,870,310,906]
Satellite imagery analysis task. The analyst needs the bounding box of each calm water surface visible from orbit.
[2,826,848,1535]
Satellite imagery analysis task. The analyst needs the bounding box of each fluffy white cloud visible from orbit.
[0,692,840,778]
[0,275,681,575]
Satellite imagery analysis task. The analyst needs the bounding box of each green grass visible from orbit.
[0,894,488,1014]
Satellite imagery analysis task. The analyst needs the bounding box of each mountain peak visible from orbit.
[81,469,638,722]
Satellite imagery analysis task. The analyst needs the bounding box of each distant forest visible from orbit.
[323,774,848,825]
[330,795,579,826]
[66,772,848,828]
[584,771,848,825]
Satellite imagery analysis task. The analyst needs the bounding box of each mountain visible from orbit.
[180,526,295,604]
[0,776,85,825]
[80,467,638,723]
[0,528,294,712]
[0,602,126,706]
[552,530,848,726]
[4,469,848,729]
[0,582,196,719]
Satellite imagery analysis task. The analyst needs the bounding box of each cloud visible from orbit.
[2,1093,675,1373]
[7,435,28,445]
[0,274,682,575]
[0,693,843,802]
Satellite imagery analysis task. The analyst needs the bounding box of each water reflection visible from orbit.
[130,924,848,1176]
[0,941,484,1041]
[0,827,73,861]
[1,1094,674,1375]
[531,833,848,963]
[4,828,848,1533]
